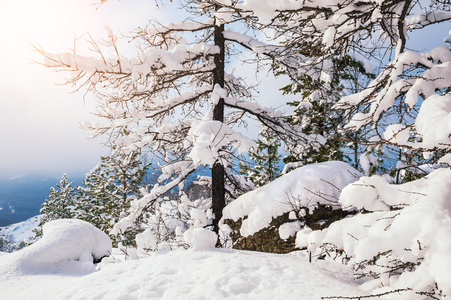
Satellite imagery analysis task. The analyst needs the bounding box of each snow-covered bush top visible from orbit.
[221,161,361,237]
[297,167,451,298]
[0,219,111,277]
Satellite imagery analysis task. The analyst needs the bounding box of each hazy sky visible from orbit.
[0,0,449,179]
[0,0,163,178]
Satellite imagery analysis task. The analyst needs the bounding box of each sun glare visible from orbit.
[1,0,90,53]
[1,0,162,60]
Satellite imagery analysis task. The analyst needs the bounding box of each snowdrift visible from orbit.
[0,219,111,277]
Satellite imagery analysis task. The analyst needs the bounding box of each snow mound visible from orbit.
[222,161,361,237]
[0,219,112,277]
[183,227,218,250]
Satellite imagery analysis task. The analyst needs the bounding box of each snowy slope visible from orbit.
[0,215,41,250]
[0,248,363,300]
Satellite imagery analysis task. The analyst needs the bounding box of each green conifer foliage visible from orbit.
[35,174,77,238]
[240,127,281,188]
[74,151,148,246]
[280,54,375,168]
[40,173,76,220]
[35,152,148,247]
[75,164,115,233]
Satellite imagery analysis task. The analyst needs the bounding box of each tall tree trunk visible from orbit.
[212,19,225,237]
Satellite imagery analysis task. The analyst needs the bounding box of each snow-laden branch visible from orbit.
[239,0,450,68]
[112,161,198,236]
[297,168,451,297]
[406,9,451,30]
[186,114,256,166]
[224,96,326,149]
[41,42,218,80]
[223,30,328,81]
[336,44,451,150]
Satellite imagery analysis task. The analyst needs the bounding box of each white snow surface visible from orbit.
[183,227,218,251]
[222,161,361,237]
[0,248,363,300]
[0,219,112,278]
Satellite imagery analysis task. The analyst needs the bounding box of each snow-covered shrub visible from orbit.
[0,219,112,277]
[135,228,158,255]
[115,176,217,256]
[297,167,451,298]
[221,161,361,252]
[183,227,218,251]
[0,233,13,253]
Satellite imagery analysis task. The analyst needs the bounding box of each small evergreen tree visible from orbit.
[0,233,12,253]
[280,54,375,168]
[34,174,77,238]
[40,173,77,220]
[74,164,114,233]
[74,151,149,246]
[240,127,281,187]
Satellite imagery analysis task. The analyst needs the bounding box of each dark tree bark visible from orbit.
[212,20,225,236]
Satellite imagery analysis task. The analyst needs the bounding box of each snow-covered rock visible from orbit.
[0,219,112,277]
[221,161,361,237]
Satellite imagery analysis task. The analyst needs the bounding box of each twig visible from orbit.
[321,288,412,299]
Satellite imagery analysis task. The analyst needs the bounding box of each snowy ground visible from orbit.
[1,248,363,300]
[0,218,363,300]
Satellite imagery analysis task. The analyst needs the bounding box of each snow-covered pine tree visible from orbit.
[280,59,347,166]
[75,150,148,246]
[240,127,281,187]
[37,0,322,246]
[278,44,376,169]
[75,164,115,235]
[100,150,149,224]
[35,174,77,237]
